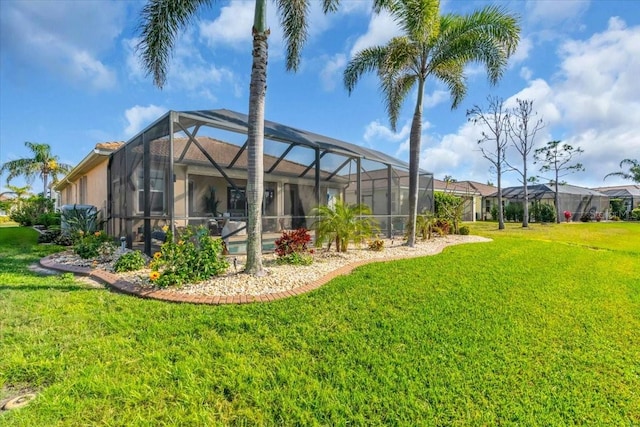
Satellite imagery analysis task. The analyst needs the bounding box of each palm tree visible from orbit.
[605,159,640,183]
[0,142,72,198]
[137,0,340,275]
[313,198,378,253]
[344,0,519,246]
[0,184,32,211]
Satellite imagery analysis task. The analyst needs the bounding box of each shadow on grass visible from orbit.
[0,283,103,292]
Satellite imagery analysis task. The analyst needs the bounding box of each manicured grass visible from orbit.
[1,223,639,425]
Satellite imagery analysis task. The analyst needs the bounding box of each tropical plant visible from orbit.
[604,159,640,183]
[0,184,32,212]
[137,0,341,276]
[344,0,519,246]
[204,186,221,217]
[274,228,314,266]
[149,226,228,287]
[313,198,379,253]
[0,142,72,197]
[61,205,102,237]
[74,231,116,260]
[534,140,584,223]
[114,251,148,273]
[415,211,436,240]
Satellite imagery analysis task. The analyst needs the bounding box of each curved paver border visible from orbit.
[40,237,490,305]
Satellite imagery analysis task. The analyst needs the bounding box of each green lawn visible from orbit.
[1,223,639,425]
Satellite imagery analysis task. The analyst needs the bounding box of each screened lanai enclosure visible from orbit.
[499,184,609,221]
[107,109,434,254]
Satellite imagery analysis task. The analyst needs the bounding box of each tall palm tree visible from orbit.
[137,0,339,275]
[0,142,72,198]
[605,159,640,183]
[344,0,519,246]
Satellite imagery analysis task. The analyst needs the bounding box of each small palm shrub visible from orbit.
[114,251,147,272]
[415,212,436,240]
[313,198,379,252]
[150,226,228,288]
[74,231,116,260]
[632,208,640,221]
[368,239,384,251]
[275,228,313,265]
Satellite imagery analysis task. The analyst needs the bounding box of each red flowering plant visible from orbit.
[274,228,313,265]
[563,210,572,222]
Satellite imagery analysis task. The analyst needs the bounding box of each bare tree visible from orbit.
[467,96,510,230]
[534,140,584,223]
[506,99,544,228]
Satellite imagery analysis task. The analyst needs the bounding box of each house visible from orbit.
[58,109,434,254]
[433,180,496,221]
[591,185,640,219]
[491,183,610,221]
[53,142,124,214]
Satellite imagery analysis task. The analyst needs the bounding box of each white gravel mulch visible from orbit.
[47,235,491,297]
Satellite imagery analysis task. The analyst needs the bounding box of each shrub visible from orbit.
[368,239,385,251]
[505,202,524,222]
[434,219,451,236]
[580,212,592,222]
[631,208,640,221]
[415,212,435,240]
[150,226,229,288]
[36,212,61,228]
[458,225,470,235]
[275,228,312,257]
[114,251,147,272]
[38,229,61,244]
[74,231,116,260]
[54,234,75,246]
[531,203,555,223]
[10,195,55,226]
[0,215,10,224]
[275,252,313,266]
[490,205,499,221]
[610,215,620,221]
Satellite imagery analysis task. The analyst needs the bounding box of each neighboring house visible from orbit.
[433,180,496,221]
[592,185,640,219]
[59,109,433,254]
[53,142,124,216]
[492,183,610,221]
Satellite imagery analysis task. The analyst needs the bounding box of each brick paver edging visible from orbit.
[39,255,405,305]
[40,239,486,305]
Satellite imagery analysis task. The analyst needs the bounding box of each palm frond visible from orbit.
[137,0,213,89]
[277,0,309,72]
[383,72,416,130]
[431,59,466,109]
[343,46,388,94]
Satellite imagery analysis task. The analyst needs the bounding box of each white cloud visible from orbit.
[349,10,400,57]
[0,0,124,90]
[526,0,590,25]
[199,1,256,48]
[511,36,533,64]
[364,120,411,144]
[419,18,640,187]
[520,66,533,81]
[424,90,450,108]
[124,105,166,137]
[319,53,346,91]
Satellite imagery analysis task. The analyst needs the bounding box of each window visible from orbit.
[79,176,88,204]
[137,168,165,213]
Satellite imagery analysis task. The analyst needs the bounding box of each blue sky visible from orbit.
[1,0,639,196]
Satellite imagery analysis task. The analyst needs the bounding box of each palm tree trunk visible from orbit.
[244,0,268,276]
[407,77,425,247]
[43,173,49,199]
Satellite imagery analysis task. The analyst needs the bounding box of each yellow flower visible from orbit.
[178,240,184,245]
[149,271,160,281]
[153,252,162,259]
[162,225,169,232]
